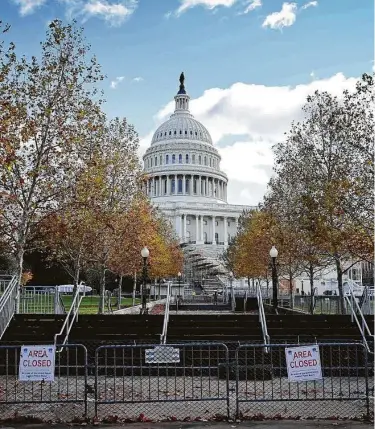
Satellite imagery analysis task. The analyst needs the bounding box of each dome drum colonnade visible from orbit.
[143,73,251,247]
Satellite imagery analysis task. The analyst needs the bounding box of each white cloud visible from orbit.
[141,73,358,205]
[12,0,46,15]
[262,2,297,30]
[132,76,144,82]
[175,0,237,16]
[110,76,125,89]
[61,0,137,26]
[243,0,262,14]
[301,0,318,10]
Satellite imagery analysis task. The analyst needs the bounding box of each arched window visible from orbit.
[180,130,182,135]
[204,156,207,165]
[209,158,212,167]
[155,157,157,166]
[186,154,189,163]
[171,178,176,193]
[160,155,162,165]
[178,178,183,193]
[198,155,201,165]
[174,130,176,135]
[186,178,190,193]
[179,154,182,164]
[192,154,195,164]
[203,232,207,244]
[172,154,176,164]
[215,233,219,244]
[169,131,171,135]
[166,155,169,164]
[185,130,187,135]
[150,158,153,167]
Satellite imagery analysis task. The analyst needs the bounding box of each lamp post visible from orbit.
[269,245,278,314]
[141,246,150,314]
[229,271,234,310]
[178,271,182,297]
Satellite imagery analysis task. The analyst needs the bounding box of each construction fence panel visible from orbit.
[0,344,88,422]
[94,342,230,421]
[235,342,372,420]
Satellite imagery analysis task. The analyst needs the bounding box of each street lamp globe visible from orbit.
[178,272,182,278]
[269,246,278,258]
[141,246,150,258]
[229,271,234,278]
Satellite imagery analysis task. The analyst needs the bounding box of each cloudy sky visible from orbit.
[2,0,373,205]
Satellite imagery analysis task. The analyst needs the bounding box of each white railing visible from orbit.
[54,286,85,348]
[160,282,172,344]
[0,275,18,340]
[257,283,270,353]
[345,286,373,353]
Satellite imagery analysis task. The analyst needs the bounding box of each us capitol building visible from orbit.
[143,74,253,275]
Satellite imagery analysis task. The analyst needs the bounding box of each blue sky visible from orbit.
[1,0,373,204]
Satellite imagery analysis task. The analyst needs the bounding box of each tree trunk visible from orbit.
[117,275,123,311]
[309,263,314,315]
[98,267,106,314]
[73,263,80,296]
[289,271,294,309]
[132,271,137,306]
[334,256,346,315]
[15,246,25,314]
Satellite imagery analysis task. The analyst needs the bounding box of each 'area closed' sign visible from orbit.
[285,345,322,382]
[19,345,56,381]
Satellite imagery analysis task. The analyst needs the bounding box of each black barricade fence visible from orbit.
[0,344,88,422]
[0,341,372,422]
[94,342,230,421]
[235,342,372,420]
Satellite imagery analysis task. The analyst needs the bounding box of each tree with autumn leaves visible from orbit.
[228,73,374,314]
[0,20,183,313]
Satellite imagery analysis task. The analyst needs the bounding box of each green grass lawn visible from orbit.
[61,295,140,314]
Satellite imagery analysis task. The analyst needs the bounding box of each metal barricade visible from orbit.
[95,342,230,421]
[235,342,372,420]
[0,344,88,421]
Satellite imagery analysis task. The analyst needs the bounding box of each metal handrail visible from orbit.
[257,283,270,353]
[160,282,172,344]
[54,286,85,349]
[0,275,18,340]
[344,286,373,353]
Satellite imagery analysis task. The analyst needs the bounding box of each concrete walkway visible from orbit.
[0,421,371,429]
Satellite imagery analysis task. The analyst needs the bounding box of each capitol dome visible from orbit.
[143,73,228,206]
[151,114,213,146]
[142,73,252,251]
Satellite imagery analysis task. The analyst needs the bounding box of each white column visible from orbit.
[176,215,181,239]
[235,217,239,233]
[200,215,204,242]
[195,214,199,242]
[212,216,216,244]
[224,216,228,245]
[174,175,177,195]
[206,177,208,196]
[183,214,187,241]
[183,175,186,195]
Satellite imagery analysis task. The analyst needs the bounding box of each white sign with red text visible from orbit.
[19,345,56,381]
[285,345,322,382]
